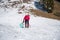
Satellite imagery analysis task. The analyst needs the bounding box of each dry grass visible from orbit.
[18,1,60,20]
[29,1,60,20]
[30,9,60,20]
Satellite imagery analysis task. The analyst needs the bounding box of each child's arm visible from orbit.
[23,17,25,23]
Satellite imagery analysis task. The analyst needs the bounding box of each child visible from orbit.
[23,13,30,28]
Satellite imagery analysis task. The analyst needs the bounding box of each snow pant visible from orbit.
[25,20,29,28]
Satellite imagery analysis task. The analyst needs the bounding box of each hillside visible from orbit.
[30,1,60,20]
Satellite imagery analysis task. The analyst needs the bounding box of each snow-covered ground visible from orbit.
[0,2,60,40]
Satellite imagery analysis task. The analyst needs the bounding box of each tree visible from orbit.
[43,0,54,13]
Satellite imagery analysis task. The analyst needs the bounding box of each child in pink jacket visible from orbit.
[23,13,30,28]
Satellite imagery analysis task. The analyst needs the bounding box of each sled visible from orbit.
[19,22,24,28]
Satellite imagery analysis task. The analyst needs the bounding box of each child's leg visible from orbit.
[25,20,29,28]
[25,24,28,28]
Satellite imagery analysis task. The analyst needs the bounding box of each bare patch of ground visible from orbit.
[30,1,60,20]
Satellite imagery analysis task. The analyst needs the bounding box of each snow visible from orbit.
[0,1,60,40]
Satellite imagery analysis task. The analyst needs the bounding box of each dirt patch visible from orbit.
[30,9,60,20]
[54,11,60,17]
[30,1,60,20]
